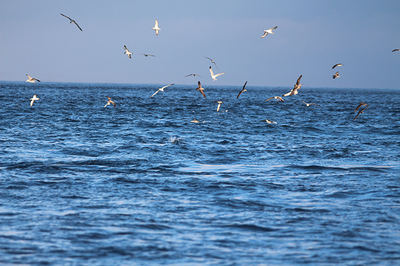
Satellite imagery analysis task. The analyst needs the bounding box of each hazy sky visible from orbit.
[0,0,399,89]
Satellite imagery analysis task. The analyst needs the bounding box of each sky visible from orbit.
[0,0,399,89]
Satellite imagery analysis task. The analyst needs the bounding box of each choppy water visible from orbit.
[0,81,399,265]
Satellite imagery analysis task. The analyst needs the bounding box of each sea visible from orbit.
[0,81,399,265]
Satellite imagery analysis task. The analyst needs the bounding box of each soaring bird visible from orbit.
[26,74,40,83]
[209,66,224,81]
[353,102,368,120]
[205,57,217,67]
[261,26,278,38]
[392,48,400,52]
[265,96,284,102]
[60,13,83,31]
[143,53,155,57]
[185,73,201,78]
[150,83,175,98]
[216,101,223,112]
[123,45,132,59]
[283,75,302,97]
[236,81,248,99]
[104,97,116,108]
[196,81,206,98]
[152,19,160,36]
[30,94,39,107]
[332,63,343,69]
[333,72,340,79]
[302,101,316,107]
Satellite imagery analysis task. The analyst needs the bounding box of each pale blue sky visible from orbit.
[0,0,399,88]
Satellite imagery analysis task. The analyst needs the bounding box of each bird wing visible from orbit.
[73,21,83,31]
[296,75,302,86]
[272,26,278,30]
[277,96,284,102]
[209,66,214,77]
[151,89,161,98]
[265,96,274,101]
[154,20,159,27]
[33,78,40,82]
[160,83,174,90]
[392,49,400,52]
[261,31,268,38]
[282,90,293,97]
[60,13,72,21]
[30,99,34,107]
[199,88,206,98]
[111,100,116,107]
[237,82,247,99]
[354,102,366,112]
[214,73,224,78]
[197,81,201,88]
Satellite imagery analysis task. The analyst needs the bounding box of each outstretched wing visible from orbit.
[237,81,247,99]
[296,75,302,86]
[151,89,161,98]
[60,13,72,21]
[73,21,83,31]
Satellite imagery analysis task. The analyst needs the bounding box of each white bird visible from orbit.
[152,19,160,36]
[104,97,116,108]
[283,74,302,97]
[150,83,174,98]
[30,94,39,107]
[216,101,223,112]
[60,13,83,31]
[265,119,277,124]
[26,74,40,83]
[261,26,278,38]
[302,101,316,107]
[265,96,284,102]
[209,66,224,81]
[123,45,132,59]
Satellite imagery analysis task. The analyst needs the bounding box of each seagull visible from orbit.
[196,81,206,98]
[123,45,132,59]
[332,63,343,69]
[205,57,217,67]
[392,48,400,52]
[353,102,368,120]
[333,72,340,79]
[150,83,174,98]
[302,101,316,107]
[185,73,201,78]
[30,94,39,107]
[191,118,200,123]
[265,119,277,124]
[143,53,155,57]
[152,19,160,36]
[209,66,224,81]
[104,97,116,108]
[26,74,40,83]
[265,96,284,102]
[60,13,83,31]
[236,81,248,99]
[283,74,302,97]
[261,26,278,38]
[216,101,223,112]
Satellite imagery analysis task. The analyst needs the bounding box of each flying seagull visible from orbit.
[216,101,223,112]
[353,102,368,120]
[150,83,175,98]
[209,66,224,81]
[333,72,340,79]
[196,81,206,98]
[332,63,343,69]
[302,101,316,107]
[185,73,201,78]
[30,94,39,107]
[143,53,155,57]
[261,26,278,38]
[392,48,400,52]
[123,45,132,59]
[60,13,83,31]
[236,81,248,99]
[26,74,40,83]
[104,97,116,108]
[265,96,284,102]
[205,57,217,67]
[152,19,160,36]
[283,74,302,97]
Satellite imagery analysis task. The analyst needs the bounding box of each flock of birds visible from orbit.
[23,14,400,122]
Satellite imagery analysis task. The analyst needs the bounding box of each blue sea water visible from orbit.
[0,81,399,265]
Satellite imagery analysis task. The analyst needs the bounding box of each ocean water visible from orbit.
[0,81,399,265]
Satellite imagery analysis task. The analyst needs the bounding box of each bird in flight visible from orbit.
[333,72,340,79]
[196,81,206,98]
[60,13,83,31]
[302,101,316,107]
[209,66,224,81]
[353,102,368,120]
[265,96,284,102]
[143,53,155,57]
[104,97,116,108]
[26,74,40,83]
[185,73,201,78]
[283,75,302,97]
[216,101,223,112]
[123,45,132,59]
[30,94,39,107]
[236,81,248,99]
[205,57,217,67]
[150,83,175,98]
[152,19,160,36]
[332,63,343,69]
[392,48,400,52]
[261,26,278,38]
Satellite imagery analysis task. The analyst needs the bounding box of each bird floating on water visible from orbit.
[26,74,40,83]
[261,26,278,38]
[191,118,200,123]
[354,102,368,120]
[332,63,343,69]
[30,94,39,107]
[236,81,248,99]
[333,72,340,79]
[104,97,116,108]
[209,66,224,81]
[152,19,160,36]
[196,81,206,98]
[266,96,284,102]
[60,13,83,31]
[151,83,174,98]
[392,48,400,52]
[216,101,223,112]
[283,75,303,97]
[123,45,132,59]
[265,119,277,124]
[302,101,316,107]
